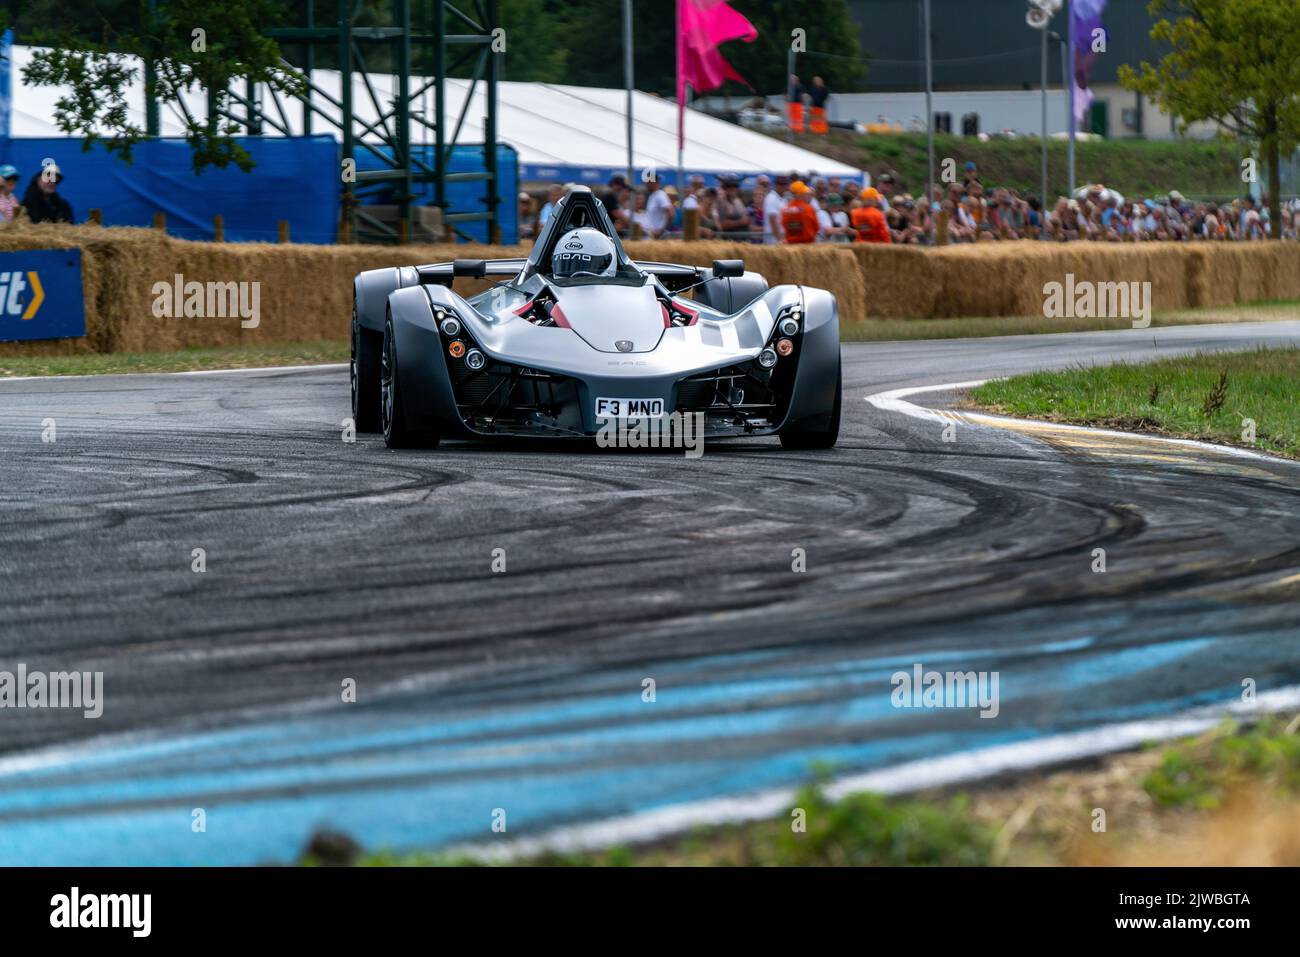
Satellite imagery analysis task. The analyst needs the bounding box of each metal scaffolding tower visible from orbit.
[149,0,501,243]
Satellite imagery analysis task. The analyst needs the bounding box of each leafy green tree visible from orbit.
[727,0,865,97]
[549,0,652,91]
[1119,0,1300,239]
[497,0,568,83]
[21,0,302,172]
[546,0,864,97]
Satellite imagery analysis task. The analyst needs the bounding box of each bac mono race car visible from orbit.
[350,186,841,450]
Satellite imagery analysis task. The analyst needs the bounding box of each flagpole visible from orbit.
[1040,17,1047,231]
[786,45,796,145]
[675,0,755,199]
[678,87,687,198]
[676,0,686,196]
[1066,0,1076,196]
[923,0,934,207]
[624,0,634,188]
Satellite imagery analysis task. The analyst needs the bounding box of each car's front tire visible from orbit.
[381,319,440,450]
[779,359,841,450]
[351,307,382,432]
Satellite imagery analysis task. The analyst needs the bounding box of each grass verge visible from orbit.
[0,340,349,378]
[967,346,1300,459]
[843,300,1300,341]
[771,129,1244,201]
[301,713,1300,866]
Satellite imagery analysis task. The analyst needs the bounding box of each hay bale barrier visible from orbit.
[1,224,1297,356]
[849,240,1300,319]
[625,240,868,327]
[0,224,528,356]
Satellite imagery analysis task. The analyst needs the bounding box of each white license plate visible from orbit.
[595,397,664,419]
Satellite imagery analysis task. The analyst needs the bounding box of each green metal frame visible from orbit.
[144,0,500,244]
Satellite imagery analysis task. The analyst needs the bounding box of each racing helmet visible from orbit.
[552,227,617,279]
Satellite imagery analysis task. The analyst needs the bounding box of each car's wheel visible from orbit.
[351,307,382,432]
[381,319,440,450]
[779,358,841,450]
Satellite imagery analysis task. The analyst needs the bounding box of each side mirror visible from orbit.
[712,259,744,279]
[453,259,487,279]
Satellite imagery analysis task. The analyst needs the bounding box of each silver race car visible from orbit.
[350,186,841,449]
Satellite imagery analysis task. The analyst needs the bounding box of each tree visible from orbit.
[1118,0,1300,239]
[496,0,569,83]
[21,0,303,173]
[546,0,864,97]
[726,0,866,97]
[548,0,635,90]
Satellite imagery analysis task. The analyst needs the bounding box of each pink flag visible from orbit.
[677,0,758,149]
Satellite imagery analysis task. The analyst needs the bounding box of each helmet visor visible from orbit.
[552,250,614,278]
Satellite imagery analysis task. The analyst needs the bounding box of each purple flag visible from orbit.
[1072,0,1108,124]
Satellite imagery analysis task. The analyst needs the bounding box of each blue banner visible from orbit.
[3,137,340,243]
[2,134,511,244]
[0,248,86,342]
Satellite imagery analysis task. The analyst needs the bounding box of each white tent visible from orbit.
[6,44,863,187]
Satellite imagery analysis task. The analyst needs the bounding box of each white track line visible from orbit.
[866,379,1296,464]
[0,363,347,383]
[456,686,1300,861]
[174,363,348,376]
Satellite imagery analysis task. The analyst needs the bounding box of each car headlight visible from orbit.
[773,303,803,340]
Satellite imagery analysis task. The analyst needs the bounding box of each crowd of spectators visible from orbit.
[6,150,1294,245]
[933,162,1299,244]
[0,162,76,225]
[520,171,916,244]
[519,163,1300,246]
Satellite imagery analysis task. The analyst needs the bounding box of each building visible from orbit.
[831,0,1212,140]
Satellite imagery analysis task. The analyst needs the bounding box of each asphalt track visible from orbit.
[1,321,1298,864]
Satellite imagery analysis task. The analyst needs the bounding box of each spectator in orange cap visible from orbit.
[851,187,891,243]
[781,180,819,243]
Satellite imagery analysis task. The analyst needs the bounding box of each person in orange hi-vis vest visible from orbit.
[851,187,891,243]
[786,74,805,133]
[808,76,831,135]
[781,181,820,244]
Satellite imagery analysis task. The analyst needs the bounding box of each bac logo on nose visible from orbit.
[0,270,45,320]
